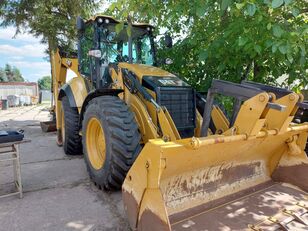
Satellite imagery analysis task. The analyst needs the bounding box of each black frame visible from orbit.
[200,80,287,137]
[77,16,158,90]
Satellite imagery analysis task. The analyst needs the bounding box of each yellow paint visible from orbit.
[138,189,171,230]
[124,87,159,143]
[86,117,106,170]
[194,110,203,137]
[51,49,64,131]
[144,89,157,125]
[123,124,308,229]
[62,58,80,78]
[157,107,181,141]
[110,67,123,89]
[265,93,299,133]
[211,105,229,133]
[122,88,308,230]
[228,93,269,136]
[51,49,84,131]
[67,76,88,110]
[118,63,174,80]
[286,135,302,156]
[163,108,181,140]
[118,63,183,142]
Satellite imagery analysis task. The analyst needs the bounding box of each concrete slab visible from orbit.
[0,184,129,231]
[0,105,128,230]
[0,158,88,192]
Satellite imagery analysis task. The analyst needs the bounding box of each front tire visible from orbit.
[82,96,141,190]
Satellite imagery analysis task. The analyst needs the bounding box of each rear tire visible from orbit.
[82,96,141,190]
[61,96,82,155]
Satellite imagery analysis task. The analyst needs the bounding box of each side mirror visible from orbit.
[88,49,102,58]
[164,34,173,48]
[76,16,85,31]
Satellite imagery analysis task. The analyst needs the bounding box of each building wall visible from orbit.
[0,82,38,99]
[40,90,52,102]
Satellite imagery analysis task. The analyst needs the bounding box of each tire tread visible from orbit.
[62,96,82,155]
[82,96,141,190]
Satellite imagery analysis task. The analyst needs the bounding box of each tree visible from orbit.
[1,0,100,57]
[1,64,24,82]
[4,64,13,82]
[0,64,24,82]
[38,76,52,90]
[12,66,24,82]
[106,0,307,91]
[0,68,8,82]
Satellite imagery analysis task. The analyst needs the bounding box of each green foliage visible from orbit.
[0,69,8,82]
[0,0,99,52]
[272,0,284,9]
[0,64,24,82]
[221,0,232,12]
[107,0,308,90]
[38,76,52,90]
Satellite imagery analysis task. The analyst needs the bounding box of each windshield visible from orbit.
[98,25,155,65]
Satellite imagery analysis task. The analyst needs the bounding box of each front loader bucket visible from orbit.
[123,81,308,231]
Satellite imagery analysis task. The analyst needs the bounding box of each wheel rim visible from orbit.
[86,117,106,170]
[61,109,65,143]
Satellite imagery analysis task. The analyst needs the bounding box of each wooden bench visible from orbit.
[0,139,30,199]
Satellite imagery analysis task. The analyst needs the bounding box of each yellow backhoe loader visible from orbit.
[50,15,308,230]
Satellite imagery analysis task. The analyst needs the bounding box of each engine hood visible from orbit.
[118,63,175,80]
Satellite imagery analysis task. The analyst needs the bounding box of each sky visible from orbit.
[0,26,51,83]
[0,2,111,84]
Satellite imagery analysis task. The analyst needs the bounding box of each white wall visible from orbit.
[0,84,38,99]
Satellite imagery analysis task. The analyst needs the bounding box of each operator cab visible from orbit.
[77,15,156,88]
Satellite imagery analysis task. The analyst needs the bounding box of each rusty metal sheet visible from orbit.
[272,163,308,192]
[161,161,269,216]
[171,183,307,231]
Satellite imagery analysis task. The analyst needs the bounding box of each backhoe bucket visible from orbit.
[40,121,57,132]
[40,107,56,132]
[123,82,308,231]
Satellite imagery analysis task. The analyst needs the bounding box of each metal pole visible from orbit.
[230,98,242,127]
[200,89,215,137]
[128,32,133,63]
[127,17,133,64]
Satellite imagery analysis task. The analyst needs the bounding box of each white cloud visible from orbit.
[0,26,43,43]
[0,43,47,58]
[9,56,24,60]
[28,71,51,80]
[8,61,51,81]
[9,61,50,69]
